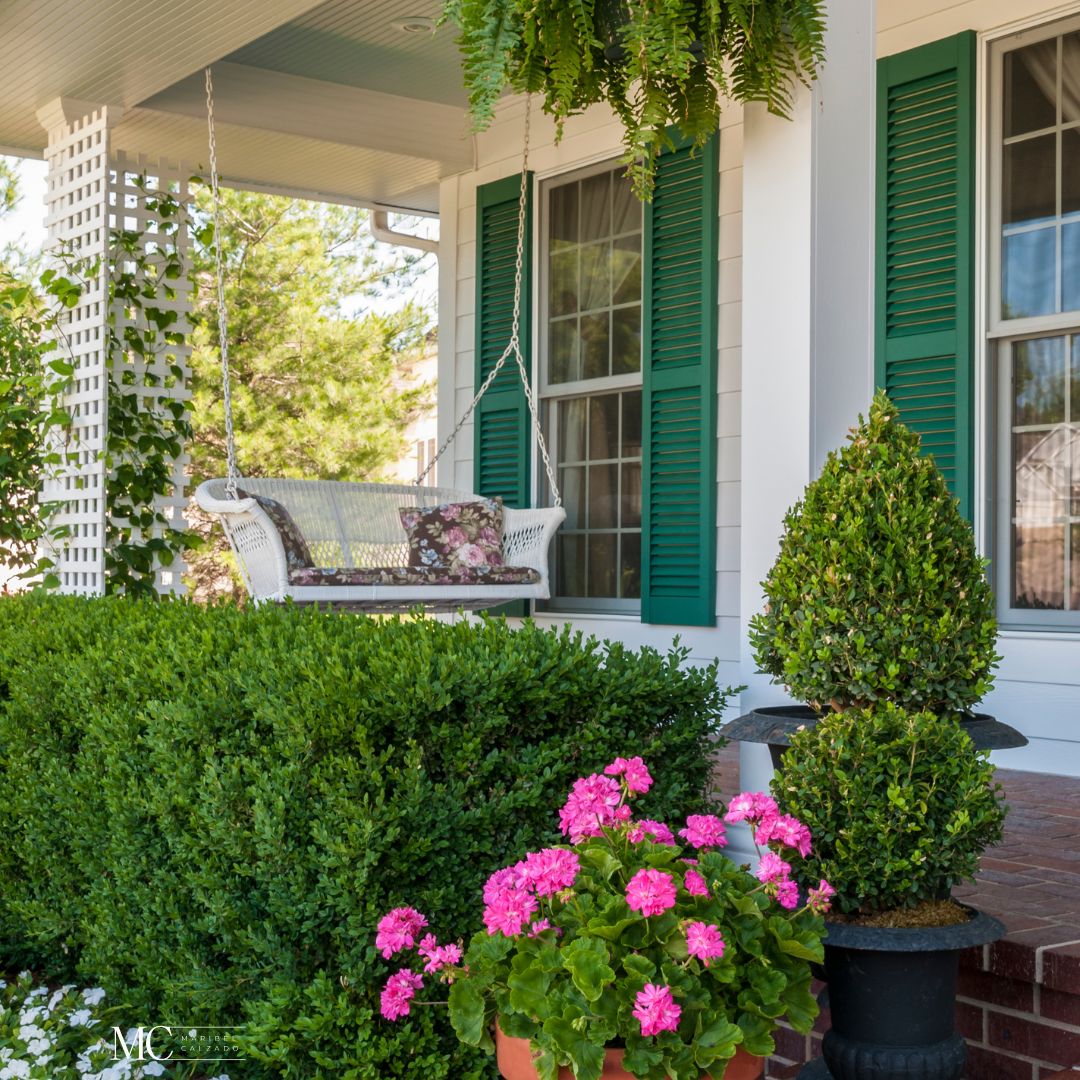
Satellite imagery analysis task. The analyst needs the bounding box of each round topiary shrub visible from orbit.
[748,390,999,715]
[771,705,1006,916]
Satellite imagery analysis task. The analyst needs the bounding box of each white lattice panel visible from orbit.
[40,107,113,596]
[109,152,193,595]
[41,109,193,597]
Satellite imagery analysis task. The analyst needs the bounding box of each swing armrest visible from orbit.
[503,507,567,590]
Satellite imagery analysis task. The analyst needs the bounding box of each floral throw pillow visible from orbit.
[399,497,505,570]
[237,488,315,572]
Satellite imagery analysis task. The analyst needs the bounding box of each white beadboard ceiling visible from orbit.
[0,0,475,211]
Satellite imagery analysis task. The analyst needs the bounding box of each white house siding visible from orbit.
[878,0,1080,775]
[437,100,745,684]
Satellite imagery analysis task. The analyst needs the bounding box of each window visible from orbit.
[540,162,643,612]
[993,21,1080,626]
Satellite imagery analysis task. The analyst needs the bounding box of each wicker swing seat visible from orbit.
[195,478,565,613]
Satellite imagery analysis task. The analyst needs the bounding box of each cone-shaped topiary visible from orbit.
[748,390,999,715]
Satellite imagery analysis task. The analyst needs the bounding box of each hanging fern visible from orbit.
[442,0,826,199]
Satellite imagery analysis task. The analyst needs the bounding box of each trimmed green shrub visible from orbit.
[748,390,999,715]
[0,595,731,1078]
[771,705,1006,915]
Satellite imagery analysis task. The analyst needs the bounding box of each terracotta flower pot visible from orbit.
[495,1026,763,1080]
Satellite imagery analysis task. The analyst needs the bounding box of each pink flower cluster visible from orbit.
[627,819,675,846]
[604,756,653,794]
[685,921,726,967]
[483,848,580,937]
[376,906,464,1020]
[808,879,836,914]
[559,773,623,843]
[679,814,728,850]
[376,907,428,959]
[380,970,423,1021]
[625,868,677,917]
[725,792,830,912]
[632,983,681,1037]
[683,866,709,897]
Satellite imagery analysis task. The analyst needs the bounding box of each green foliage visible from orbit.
[771,706,1007,915]
[0,595,730,1078]
[0,268,82,586]
[748,391,999,715]
[441,0,826,199]
[104,178,198,598]
[449,830,823,1078]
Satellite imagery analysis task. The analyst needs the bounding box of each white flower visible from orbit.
[1,1060,31,1079]
[16,1024,44,1042]
[18,1007,42,1025]
[68,1009,93,1027]
[23,1039,49,1057]
[82,988,106,1007]
[140,1063,165,1077]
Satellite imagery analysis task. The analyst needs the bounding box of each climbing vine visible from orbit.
[103,177,199,598]
[0,268,81,587]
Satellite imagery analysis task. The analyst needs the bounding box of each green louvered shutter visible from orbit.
[641,134,719,626]
[876,32,976,519]
[474,174,532,616]
[474,173,533,509]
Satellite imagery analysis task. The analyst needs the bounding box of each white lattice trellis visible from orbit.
[40,106,113,596]
[39,102,193,596]
[109,152,193,595]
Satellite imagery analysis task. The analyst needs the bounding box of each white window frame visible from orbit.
[536,157,644,615]
[988,13,1080,630]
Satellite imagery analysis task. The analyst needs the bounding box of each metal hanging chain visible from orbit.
[416,96,562,508]
[205,66,242,500]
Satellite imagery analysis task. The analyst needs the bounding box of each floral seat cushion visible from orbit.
[398,498,505,571]
[237,488,314,572]
[288,565,540,587]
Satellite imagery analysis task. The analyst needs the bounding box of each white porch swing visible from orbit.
[194,70,565,612]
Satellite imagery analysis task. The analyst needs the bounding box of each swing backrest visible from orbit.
[203,477,489,569]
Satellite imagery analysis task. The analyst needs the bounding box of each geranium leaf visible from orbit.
[561,938,616,1002]
[542,1017,606,1080]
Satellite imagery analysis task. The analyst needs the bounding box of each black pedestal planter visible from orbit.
[798,908,1004,1080]
[723,705,1028,769]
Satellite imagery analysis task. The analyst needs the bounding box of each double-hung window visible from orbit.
[539,162,643,613]
[992,21,1080,625]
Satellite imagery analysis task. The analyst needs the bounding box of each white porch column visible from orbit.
[734,0,876,854]
[37,101,192,596]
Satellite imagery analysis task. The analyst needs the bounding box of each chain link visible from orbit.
[416,96,561,508]
[205,67,241,500]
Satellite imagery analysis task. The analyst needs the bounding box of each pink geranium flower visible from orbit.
[685,921,726,966]
[604,756,653,794]
[759,814,813,858]
[483,884,539,937]
[679,814,728,850]
[559,773,623,843]
[683,867,709,897]
[625,868,677,917]
[519,848,580,896]
[380,970,423,1020]
[375,907,428,958]
[628,819,676,846]
[756,851,792,885]
[632,983,681,1037]
[723,791,779,825]
[776,879,800,910]
[417,934,463,974]
[808,879,836,914]
[483,866,521,905]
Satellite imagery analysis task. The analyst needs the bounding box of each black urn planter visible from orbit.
[798,907,1004,1080]
[723,705,1028,769]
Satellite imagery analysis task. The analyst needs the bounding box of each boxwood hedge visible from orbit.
[0,595,731,1078]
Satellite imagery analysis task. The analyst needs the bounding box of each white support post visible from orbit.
[735,0,877,856]
[37,100,117,596]
[37,101,193,596]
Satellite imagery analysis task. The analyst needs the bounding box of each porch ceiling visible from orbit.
[0,0,474,213]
